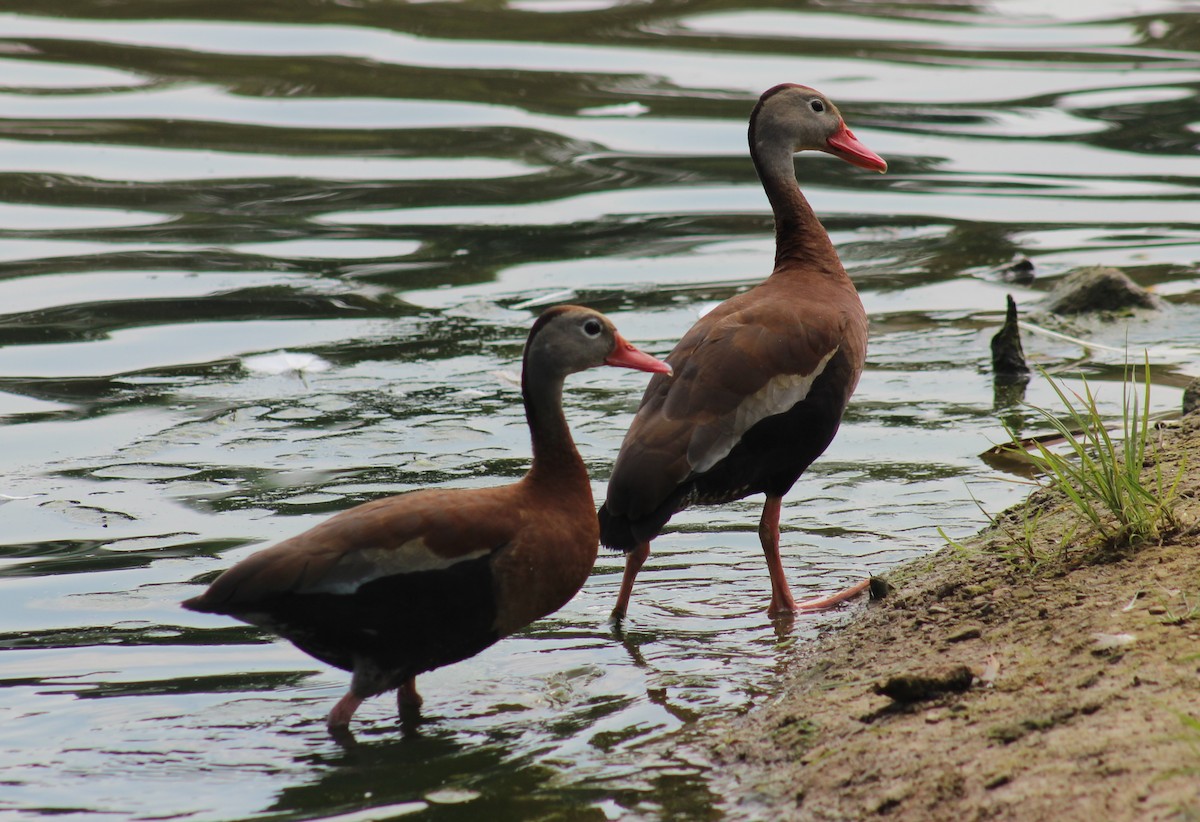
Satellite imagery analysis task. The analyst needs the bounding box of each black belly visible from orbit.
[691,381,844,503]
[601,353,854,551]
[227,554,499,692]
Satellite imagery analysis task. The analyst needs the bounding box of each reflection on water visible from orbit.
[0,0,1198,819]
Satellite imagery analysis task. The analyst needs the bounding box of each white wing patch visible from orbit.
[687,347,838,474]
[305,540,491,595]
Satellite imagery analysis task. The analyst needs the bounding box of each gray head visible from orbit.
[522,305,670,382]
[751,83,887,172]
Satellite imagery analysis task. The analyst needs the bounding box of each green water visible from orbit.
[0,1,1197,819]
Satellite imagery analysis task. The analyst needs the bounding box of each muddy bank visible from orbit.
[699,412,1200,821]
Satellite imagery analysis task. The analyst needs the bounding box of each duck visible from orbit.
[183,305,670,730]
[598,84,887,619]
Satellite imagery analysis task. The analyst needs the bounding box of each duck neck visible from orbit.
[521,358,588,487]
[750,136,841,272]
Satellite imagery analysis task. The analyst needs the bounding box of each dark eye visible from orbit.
[810,99,825,113]
[582,319,602,337]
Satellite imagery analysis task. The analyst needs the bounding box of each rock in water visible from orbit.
[999,257,1035,284]
[1184,379,1200,416]
[1045,266,1161,315]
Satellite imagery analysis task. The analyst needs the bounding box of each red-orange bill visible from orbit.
[606,333,672,374]
[826,125,887,173]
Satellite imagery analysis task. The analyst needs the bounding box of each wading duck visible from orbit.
[184,306,669,730]
[598,84,887,619]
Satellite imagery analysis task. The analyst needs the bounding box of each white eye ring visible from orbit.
[582,319,603,337]
[809,99,825,113]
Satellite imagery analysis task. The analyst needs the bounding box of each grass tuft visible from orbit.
[1014,356,1183,551]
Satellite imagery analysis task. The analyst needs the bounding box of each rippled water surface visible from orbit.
[1,1,1198,819]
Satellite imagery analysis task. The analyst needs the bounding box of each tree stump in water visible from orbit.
[991,294,1029,408]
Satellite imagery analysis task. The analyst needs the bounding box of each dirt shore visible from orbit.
[701,411,1200,821]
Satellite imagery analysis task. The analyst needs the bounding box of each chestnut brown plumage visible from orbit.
[598,84,887,619]
[183,306,669,730]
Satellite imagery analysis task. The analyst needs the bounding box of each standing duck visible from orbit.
[598,84,887,619]
[183,306,669,730]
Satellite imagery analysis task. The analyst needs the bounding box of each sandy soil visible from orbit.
[700,411,1200,821]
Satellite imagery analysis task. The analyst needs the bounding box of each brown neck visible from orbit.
[520,357,589,488]
[749,129,843,273]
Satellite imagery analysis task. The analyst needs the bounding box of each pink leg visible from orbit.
[397,677,423,711]
[612,541,651,619]
[327,690,364,730]
[796,578,871,611]
[759,496,798,617]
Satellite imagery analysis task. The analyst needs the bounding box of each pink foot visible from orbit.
[795,578,872,612]
[767,590,799,618]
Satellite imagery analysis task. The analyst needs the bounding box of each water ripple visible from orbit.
[0,1,1197,819]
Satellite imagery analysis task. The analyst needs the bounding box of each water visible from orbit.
[1,1,1198,819]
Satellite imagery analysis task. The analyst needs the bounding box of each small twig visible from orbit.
[1017,321,1126,354]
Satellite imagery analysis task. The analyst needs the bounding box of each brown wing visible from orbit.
[184,485,522,612]
[606,279,857,519]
